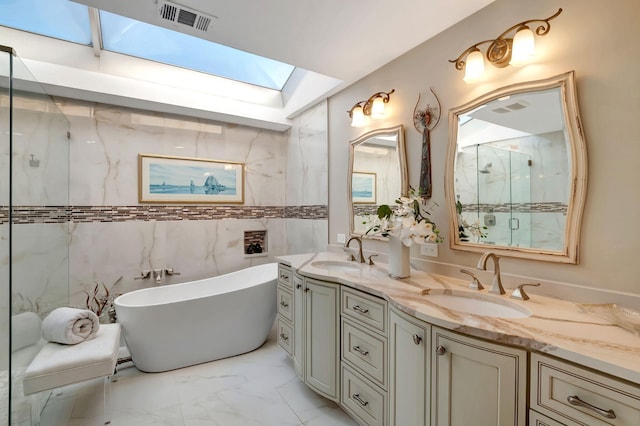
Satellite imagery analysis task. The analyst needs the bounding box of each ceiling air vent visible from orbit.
[491,101,529,114]
[158,0,215,33]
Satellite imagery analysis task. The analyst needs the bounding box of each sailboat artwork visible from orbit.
[139,154,244,203]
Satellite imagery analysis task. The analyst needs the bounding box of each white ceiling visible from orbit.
[13,0,496,130]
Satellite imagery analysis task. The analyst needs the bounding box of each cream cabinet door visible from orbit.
[431,327,527,426]
[292,273,304,379]
[388,307,430,426]
[304,278,340,402]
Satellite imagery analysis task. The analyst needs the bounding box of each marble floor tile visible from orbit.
[37,338,357,426]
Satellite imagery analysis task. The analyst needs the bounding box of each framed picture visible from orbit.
[139,154,244,203]
[352,172,377,204]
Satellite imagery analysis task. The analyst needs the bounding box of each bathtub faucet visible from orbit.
[152,269,163,284]
[134,270,151,280]
[164,267,181,276]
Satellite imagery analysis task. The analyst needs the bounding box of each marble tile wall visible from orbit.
[7,96,328,313]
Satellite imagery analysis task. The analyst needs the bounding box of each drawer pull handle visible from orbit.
[352,305,369,314]
[352,393,369,407]
[304,287,310,293]
[296,283,302,289]
[436,345,446,356]
[279,333,289,342]
[567,395,616,419]
[352,345,369,356]
[280,301,289,308]
[280,274,289,281]
[412,334,422,345]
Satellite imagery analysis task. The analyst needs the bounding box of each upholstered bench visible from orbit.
[23,323,121,425]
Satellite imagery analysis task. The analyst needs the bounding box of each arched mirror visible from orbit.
[349,125,408,237]
[445,71,587,263]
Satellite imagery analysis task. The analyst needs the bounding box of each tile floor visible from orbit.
[35,333,358,426]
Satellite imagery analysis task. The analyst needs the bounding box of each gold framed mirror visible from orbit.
[349,125,408,237]
[445,71,587,263]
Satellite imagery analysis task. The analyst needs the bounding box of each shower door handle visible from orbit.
[509,218,520,230]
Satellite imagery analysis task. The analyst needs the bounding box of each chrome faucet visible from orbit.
[345,236,366,263]
[477,252,505,295]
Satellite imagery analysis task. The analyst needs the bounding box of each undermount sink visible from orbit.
[425,289,532,319]
[309,260,362,271]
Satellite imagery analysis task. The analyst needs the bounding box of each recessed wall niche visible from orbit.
[244,230,268,257]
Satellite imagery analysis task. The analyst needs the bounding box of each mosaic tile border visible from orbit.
[1,205,328,224]
[353,205,379,216]
[356,203,568,216]
[460,202,568,214]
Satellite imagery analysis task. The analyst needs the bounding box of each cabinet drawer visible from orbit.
[278,264,292,289]
[531,353,640,426]
[342,364,387,426]
[276,318,293,356]
[342,287,387,335]
[277,286,293,322]
[342,319,387,389]
[529,409,566,426]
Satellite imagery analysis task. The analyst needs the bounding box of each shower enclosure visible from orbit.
[0,45,70,425]
[458,143,532,248]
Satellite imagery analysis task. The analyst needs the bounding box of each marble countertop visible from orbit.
[276,252,640,386]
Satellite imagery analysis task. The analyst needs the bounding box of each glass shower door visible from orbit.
[0,45,11,425]
[509,151,532,248]
[1,45,70,425]
[476,144,531,247]
[477,145,511,246]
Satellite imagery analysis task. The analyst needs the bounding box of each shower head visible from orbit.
[479,163,492,174]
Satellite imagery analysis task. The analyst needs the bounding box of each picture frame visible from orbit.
[139,154,244,203]
[352,172,377,204]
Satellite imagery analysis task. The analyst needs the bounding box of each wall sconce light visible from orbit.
[347,89,395,127]
[449,8,563,83]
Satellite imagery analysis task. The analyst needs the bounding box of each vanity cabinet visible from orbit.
[277,266,339,401]
[276,265,294,356]
[277,260,639,426]
[304,277,340,401]
[276,266,306,379]
[388,305,430,426]
[431,327,527,426]
[528,410,566,426]
[292,273,304,378]
[530,353,640,426]
[340,287,389,425]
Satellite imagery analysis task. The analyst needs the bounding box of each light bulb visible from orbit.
[350,105,365,127]
[463,49,485,83]
[510,26,535,66]
[370,96,386,119]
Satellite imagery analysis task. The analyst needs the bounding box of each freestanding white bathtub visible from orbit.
[114,263,278,372]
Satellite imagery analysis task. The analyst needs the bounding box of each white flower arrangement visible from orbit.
[455,200,488,242]
[366,187,443,247]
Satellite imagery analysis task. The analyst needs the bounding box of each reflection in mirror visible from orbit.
[445,71,587,263]
[349,125,407,237]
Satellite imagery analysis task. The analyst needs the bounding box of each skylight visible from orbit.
[0,0,92,45]
[99,11,295,90]
[0,0,296,91]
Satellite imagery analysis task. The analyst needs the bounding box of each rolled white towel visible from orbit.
[11,312,42,352]
[42,307,100,345]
